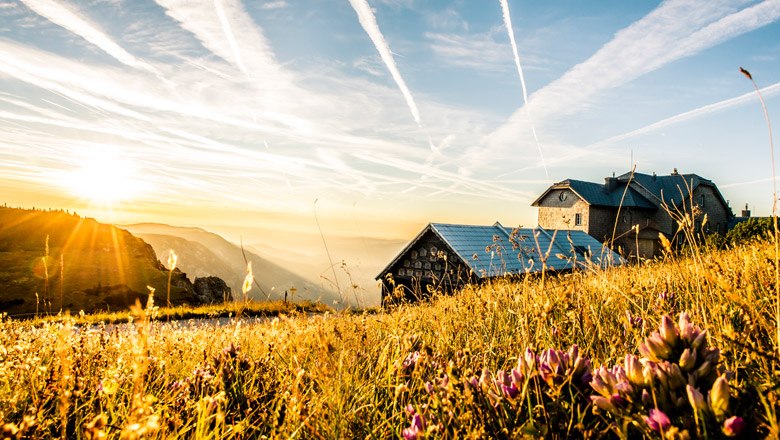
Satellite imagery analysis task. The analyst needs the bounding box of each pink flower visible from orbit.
[722,416,746,437]
[402,414,424,440]
[644,409,671,432]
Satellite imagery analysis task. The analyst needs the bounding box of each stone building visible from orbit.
[376,222,621,304]
[532,170,733,259]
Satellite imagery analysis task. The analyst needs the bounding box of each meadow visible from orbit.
[1,236,779,439]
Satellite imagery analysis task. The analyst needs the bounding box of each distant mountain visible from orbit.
[123,223,340,305]
[0,207,227,315]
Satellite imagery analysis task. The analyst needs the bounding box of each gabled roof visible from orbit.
[376,222,623,280]
[616,172,729,209]
[533,172,732,213]
[531,179,655,209]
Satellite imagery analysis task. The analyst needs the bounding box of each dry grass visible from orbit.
[0,241,778,438]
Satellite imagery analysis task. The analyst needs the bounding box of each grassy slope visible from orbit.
[0,242,778,438]
[0,208,196,315]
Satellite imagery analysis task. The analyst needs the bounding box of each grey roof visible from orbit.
[534,172,730,212]
[377,222,623,280]
[563,179,655,209]
[616,172,720,207]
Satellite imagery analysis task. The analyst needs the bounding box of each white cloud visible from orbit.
[488,0,780,148]
[19,0,157,72]
[261,1,288,10]
[426,30,510,72]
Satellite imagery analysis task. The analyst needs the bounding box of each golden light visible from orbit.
[64,150,144,205]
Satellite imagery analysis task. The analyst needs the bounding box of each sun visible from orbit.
[65,150,143,205]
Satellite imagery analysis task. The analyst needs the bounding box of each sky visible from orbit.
[1,0,780,249]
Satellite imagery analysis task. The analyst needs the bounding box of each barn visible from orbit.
[376,222,621,304]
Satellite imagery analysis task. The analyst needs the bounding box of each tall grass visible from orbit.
[1,240,778,437]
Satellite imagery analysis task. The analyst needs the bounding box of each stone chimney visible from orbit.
[742,203,751,218]
[671,168,679,176]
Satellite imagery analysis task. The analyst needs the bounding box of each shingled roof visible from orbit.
[532,172,729,210]
[376,222,623,280]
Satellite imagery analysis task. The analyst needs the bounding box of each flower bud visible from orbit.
[679,312,695,341]
[660,315,679,346]
[590,396,615,412]
[703,348,720,364]
[709,376,730,420]
[679,348,697,372]
[644,409,671,432]
[686,385,707,411]
[692,330,708,350]
[722,416,745,437]
[647,333,673,359]
[694,361,712,380]
[625,354,645,386]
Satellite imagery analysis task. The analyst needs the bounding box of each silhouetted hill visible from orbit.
[0,207,227,315]
[123,223,340,305]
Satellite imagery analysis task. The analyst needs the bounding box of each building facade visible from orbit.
[532,170,734,259]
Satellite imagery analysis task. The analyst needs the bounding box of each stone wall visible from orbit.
[536,189,589,232]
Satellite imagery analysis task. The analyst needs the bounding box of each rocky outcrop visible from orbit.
[193,276,232,304]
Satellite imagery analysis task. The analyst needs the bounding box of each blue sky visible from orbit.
[1,0,779,244]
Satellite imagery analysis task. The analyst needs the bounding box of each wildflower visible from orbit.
[624,354,645,386]
[659,315,679,346]
[686,385,707,412]
[402,414,425,440]
[709,376,730,420]
[644,409,671,432]
[722,416,746,437]
[167,249,177,271]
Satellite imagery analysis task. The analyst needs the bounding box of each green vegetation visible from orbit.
[1,239,779,438]
[0,207,201,315]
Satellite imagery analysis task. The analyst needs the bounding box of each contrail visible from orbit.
[213,0,249,76]
[348,0,421,125]
[500,0,547,176]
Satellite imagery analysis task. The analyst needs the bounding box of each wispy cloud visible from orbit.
[19,0,156,73]
[347,0,422,125]
[260,0,288,10]
[426,29,510,72]
[489,0,780,148]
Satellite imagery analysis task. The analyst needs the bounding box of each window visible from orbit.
[700,194,706,208]
[574,213,582,226]
[559,191,568,202]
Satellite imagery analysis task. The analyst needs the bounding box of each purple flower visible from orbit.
[501,383,519,399]
[644,409,671,432]
[402,352,420,371]
[402,414,424,440]
[722,416,746,437]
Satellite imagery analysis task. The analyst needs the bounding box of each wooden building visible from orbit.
[376,222,621,304]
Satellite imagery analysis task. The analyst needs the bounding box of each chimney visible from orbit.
[604,176,618,192]
[742,203,751,218]
[652,171,657,181]
[671,168,679,175]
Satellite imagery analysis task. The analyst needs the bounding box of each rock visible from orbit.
[193,276,232,304]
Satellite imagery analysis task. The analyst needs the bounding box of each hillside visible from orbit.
[123,223,341,305]
[1,239,776,437]
[0,207,227,315]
